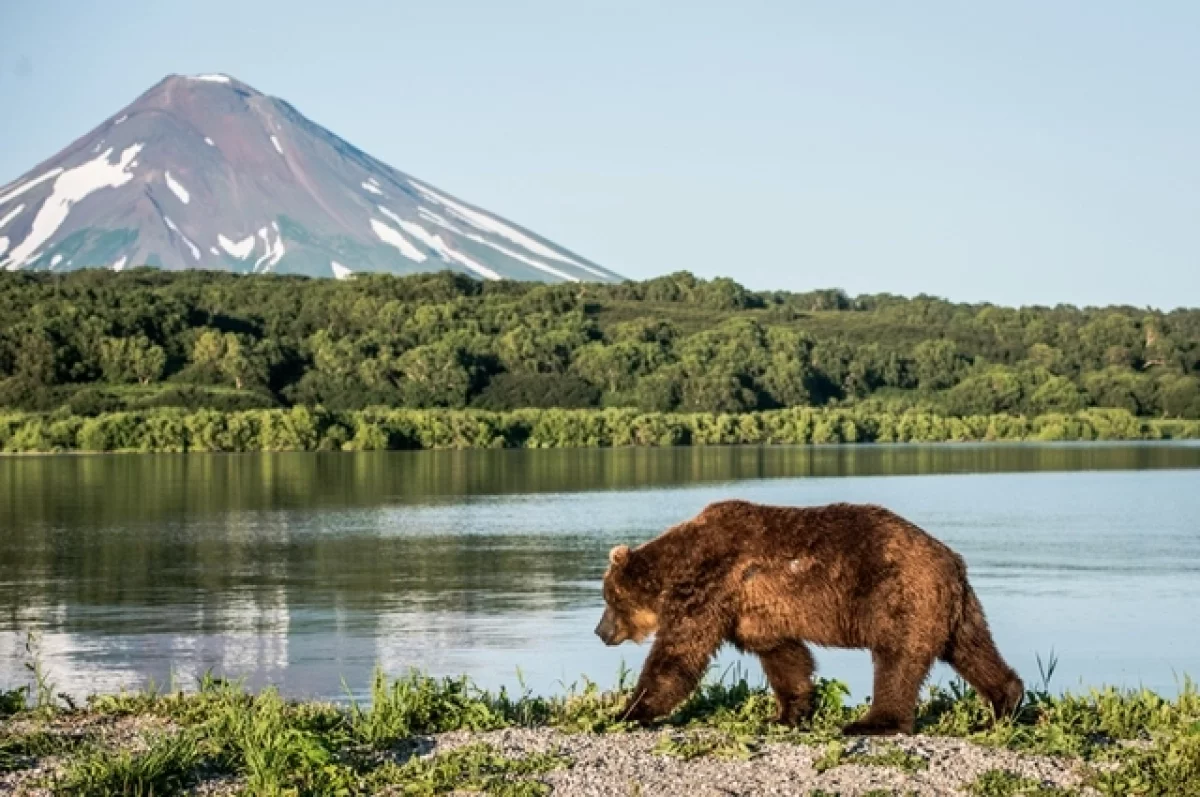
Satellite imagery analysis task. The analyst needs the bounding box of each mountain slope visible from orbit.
[0,73,623,283]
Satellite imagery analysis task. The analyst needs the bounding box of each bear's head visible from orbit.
[594,543,660,646]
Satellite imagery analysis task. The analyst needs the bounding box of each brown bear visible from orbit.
[594,500,1024,736]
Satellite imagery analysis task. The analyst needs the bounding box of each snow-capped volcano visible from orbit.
[0,73,622,283]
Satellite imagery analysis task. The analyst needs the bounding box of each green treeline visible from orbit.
[2,268,1199,421]
[2,406,1197,453]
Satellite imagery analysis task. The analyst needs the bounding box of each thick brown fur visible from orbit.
[595,500,1024,736]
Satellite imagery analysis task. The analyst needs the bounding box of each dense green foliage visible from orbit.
[1,406,1197,453]
[2,269,1198,421]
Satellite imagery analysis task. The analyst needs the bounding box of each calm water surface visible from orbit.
[1,443,1198,703]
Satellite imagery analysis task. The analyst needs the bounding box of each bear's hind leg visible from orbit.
[941,586,1024,721]
[843,648,935,736]
[756,640,816,726]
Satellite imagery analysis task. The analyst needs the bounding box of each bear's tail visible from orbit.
[941,564,1024,720]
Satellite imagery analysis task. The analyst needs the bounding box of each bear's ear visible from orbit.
[609,545,631,567]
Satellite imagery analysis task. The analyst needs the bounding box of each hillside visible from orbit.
[0,269,1197,420]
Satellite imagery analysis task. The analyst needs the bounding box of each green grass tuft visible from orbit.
[969,769,1079,796]
[55,731,206,796]
[652,729,761,761]
[0,730,75,774]
[366,743,568,796]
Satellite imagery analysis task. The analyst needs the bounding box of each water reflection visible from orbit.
[1,443,1198,702]
[4,442,1198,529]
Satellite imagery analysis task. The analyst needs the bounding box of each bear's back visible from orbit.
[680,500,960,576]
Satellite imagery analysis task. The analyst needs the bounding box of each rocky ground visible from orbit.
[4,668,1191,796]
[1,716,1100,796]
[439,728,1096,796]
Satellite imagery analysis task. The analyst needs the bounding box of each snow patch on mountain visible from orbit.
[377,206,407,227]
[0,144,142,270]
[417,207,463,233]
[331,261,352,279]
[0,205,23,231]
[50,254,63,268]
[114,114,128,125]
[164,216,201,261]
[380,207,499,281]
[370,218,426,262]
[362,180,383,196]
[442,245,500,281]
[270,136,284,155]
[219,234,256,259]
[0,238,7,257]
[205,137,215,147]
[468,234,578,282]
[409,180,590,271]
[252,225,285,271]
[165,171,190,204]
[0,168,64,207]
[111,256,127,272]
[193,74,231,83]
[415,209,570,278]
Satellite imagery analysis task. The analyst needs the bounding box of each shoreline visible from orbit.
[2,405,1197,456]
[1,669,1195,795]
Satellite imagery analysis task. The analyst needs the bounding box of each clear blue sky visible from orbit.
[2,1,1197,309]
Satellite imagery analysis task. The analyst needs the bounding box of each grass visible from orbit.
[968,769,1079,796]
[55,732,206,796]
[0,730,75,774]
[809,738,930,773]
[651,729,761,761]
[0,687,27,719]
[1,661,1198,795]
[368,743,569,797]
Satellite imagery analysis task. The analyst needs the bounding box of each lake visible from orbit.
[2,442,1199,705]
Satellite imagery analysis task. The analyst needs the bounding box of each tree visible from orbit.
[15,330,60,385]
[944,368,1024,415]
[191,330,227,371]
[1026,343,1066,374]
[1159,375,1200,419]
[100,336,167,385]
[1083,368,1158,416]
[190,330,267,390]
[913,340,966,390]
[633,371,681,412]
[571,341,667,394]
[398,343,476,408]
[473,373,600,410]
[1030,375,1085,414]
[679,374,758,413]
[221,335,268,390]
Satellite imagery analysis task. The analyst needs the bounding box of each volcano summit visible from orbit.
[0,73,621,283]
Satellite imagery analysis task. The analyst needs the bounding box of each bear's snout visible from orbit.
[594,607,622,645]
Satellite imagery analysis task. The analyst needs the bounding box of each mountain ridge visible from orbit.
[0,73,622,283]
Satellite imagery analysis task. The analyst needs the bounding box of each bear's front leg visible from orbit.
[620,628,720,726]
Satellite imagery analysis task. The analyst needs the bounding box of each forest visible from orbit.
[1,268,1198,424]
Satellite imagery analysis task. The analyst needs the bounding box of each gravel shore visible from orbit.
[434,728,1096,796]
[0,709,1113,796]
[0,722,1099,796]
